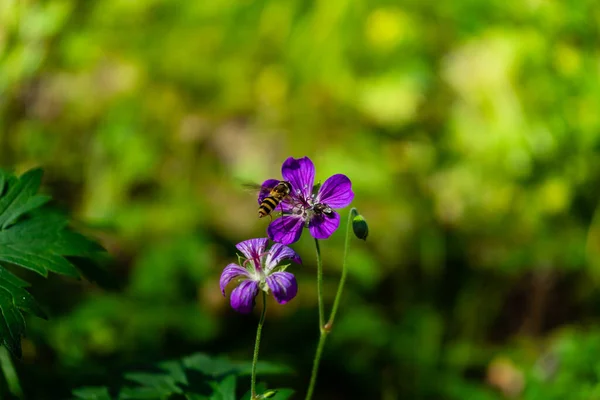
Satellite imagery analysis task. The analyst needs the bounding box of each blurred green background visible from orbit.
[2,0,600,399]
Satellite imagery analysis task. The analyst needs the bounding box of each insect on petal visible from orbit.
[308,211,340,240]
[257,179,281,204]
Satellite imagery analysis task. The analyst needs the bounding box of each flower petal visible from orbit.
[281,157,315,200]
[316,174,354,209]
[220,263,250,296]
[308,210,340,239]
[266,271,298,304]
[257,179,281,205]
[236,238,268,260]
[267,214,305,245]
[230,280,259,313]
[264,243,302,272]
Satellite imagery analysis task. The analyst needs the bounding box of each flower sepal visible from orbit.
[277,263,291,272]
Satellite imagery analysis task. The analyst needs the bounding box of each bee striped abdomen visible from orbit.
[259,196,279,218]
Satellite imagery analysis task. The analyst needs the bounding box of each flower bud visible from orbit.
[351,209,368,241]
[261,390,278,398]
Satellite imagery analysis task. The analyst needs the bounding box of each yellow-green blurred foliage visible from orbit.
[2,0,600,398]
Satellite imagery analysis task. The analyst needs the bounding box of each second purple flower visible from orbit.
[220,238,302,313]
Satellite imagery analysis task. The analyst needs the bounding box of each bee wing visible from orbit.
[241,183,266,191]
[242,180,280,204]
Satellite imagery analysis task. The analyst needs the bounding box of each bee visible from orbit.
[312,202,332,216]
[244,180,293,218]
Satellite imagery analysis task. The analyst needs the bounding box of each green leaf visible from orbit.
[0,168,48,230]
[73,353,292,400]
[268,389,295,399]
[183,353,293,377]
[208,375,236,400]
[72,386,113,400]
[241,384,295,400]
[123,371,185,396]
[0,168,105,357]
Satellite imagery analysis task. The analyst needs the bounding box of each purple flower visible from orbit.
[261,157,354,244]
[220,238,302,313]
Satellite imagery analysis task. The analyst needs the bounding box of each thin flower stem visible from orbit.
[305,332,328,400]
[314,238,325,330]
[327,208,354,327]
[306,210,355,400]
[251,291,267,400]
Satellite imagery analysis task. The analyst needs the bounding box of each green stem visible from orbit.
[305,210,355,400]
[327,208,354,327]
[314,238,325,329]
[305,332,328,400]
[251,291,267,400]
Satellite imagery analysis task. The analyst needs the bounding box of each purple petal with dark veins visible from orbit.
[264,243,302,272]
[257,179,281,205]
[316,174,354,209]
[230,280,259,313]
[236,238,268,267]
[281,157,315,200]
[267,214,305,245]
[220,263,250,296]
[266,271,298,304]
[308,211,340,239]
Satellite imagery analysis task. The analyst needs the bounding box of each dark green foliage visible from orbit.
[72,353,293,400]
[3,0,600,398]
[0,168,104,357]
[72,387,112,400]
[241,384,294,400]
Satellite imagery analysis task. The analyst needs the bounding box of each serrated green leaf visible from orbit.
[208,375,236,400]
[241,386,294,400]
[72,386,113,400]
[185,394,209,400]
[0,168,44,229]
[74,353,292,399]
[0,250,79,277]
[183,353,237,377]
[0,289,24,358]
[118,386,170,400]
[0,168,105,356]
[158,360,188,386]
[1,195,50,230]
[124,372,184,395]
[183,353,292,378]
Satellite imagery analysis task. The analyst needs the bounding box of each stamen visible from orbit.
[242,251,270,270]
